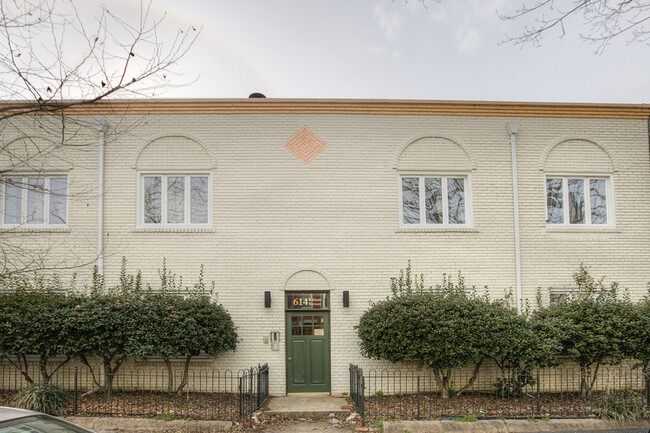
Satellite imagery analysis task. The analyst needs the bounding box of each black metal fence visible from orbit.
[239,363,270,426]
[349,364,366,426]
[0,362,269,425]
[350,364,650,426]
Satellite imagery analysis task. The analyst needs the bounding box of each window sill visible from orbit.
[545,225,619,233]
[133,226,214,233]
[397,227,478,233]
[0,227,70,233]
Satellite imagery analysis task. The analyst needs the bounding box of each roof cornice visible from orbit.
[1,98,649,119]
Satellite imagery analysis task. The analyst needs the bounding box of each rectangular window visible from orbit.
[548,288,573,306]
[139,173,211,227]
[400,175,469,227]
[1,176,68,227]
[546,177,610,226]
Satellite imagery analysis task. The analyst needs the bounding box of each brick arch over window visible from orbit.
[133,136,216,170]
[394,136,475,171]
[284,270,330,293]
[0,136,74,172]
[541,139,616,173]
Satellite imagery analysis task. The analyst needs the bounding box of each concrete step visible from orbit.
[263,395,352,419]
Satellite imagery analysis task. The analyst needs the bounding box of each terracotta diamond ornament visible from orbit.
[283,127,327,163]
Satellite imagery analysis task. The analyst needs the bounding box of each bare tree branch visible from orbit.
[0,0,199,276]
[498,0,650,52]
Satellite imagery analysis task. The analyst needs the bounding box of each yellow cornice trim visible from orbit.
[1,99,649,119]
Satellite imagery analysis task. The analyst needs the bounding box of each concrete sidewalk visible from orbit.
[63,416,232,432]
[383,419,650,433]
[62,414,650,433]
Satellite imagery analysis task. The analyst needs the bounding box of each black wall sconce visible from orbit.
[264,291,271,308]
[343,291,349,308]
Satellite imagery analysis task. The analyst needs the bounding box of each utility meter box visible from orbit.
[270,331,280,351]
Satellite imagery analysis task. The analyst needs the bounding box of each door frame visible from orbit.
[284,291,331,394]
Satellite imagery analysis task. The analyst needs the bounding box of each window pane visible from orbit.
[26,178,45,224]
[550,292,570,306]
[190,177,208,224]
[546,178,564,224]
[590,179,607,224]
[49,178,67,224]
[144,176,162,224]
[4,178,22,225]
[401,177,420,224]
[568,179,585,224]
[447,178,465,224]
[167,176,185,224]
[424,178,442,224]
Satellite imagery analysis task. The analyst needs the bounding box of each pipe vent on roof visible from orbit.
[249,92,266,98]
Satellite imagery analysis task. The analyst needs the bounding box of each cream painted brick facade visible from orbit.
[1,100,649,396]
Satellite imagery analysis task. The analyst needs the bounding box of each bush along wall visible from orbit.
[356,262,649,399]
[0,258,238,399]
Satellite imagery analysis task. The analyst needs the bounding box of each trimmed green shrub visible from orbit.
[627,290,650,372]
[0,275,82,384]
[1,258,237,397]
[137,290,238,395]
[356,265,533,398]
[532,265,635,398]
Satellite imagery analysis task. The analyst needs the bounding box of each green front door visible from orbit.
[286,311,331,393]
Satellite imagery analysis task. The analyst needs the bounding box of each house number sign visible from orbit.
[286,292,329,310]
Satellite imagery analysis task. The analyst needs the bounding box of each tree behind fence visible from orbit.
[350,364,649,423]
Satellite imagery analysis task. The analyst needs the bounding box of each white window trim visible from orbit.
[398,171,472,229]
[136,171,212,229]
[0,173,69,229]
[544,174,614,228]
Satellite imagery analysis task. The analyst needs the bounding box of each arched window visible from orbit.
[543,140,614,227]
[396,137,473,228]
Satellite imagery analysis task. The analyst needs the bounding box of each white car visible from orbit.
[0,407,95,433]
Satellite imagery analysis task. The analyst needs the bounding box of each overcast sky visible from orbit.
[109,0,649,103]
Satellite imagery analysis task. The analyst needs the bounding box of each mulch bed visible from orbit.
[73,390,243,419]
[362,391,620,420]
[1,389,244,420]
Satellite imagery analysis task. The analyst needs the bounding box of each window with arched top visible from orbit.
[397,137,473,229]
[543,140,614,227]
[135,136,213,229]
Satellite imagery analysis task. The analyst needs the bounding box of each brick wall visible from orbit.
[2,110,649,396]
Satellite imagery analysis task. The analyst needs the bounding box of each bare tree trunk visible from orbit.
[102,357,123,397]
[164,359,175,395]
[588,363,600,399]
[40,358,49,384]
[579,363,599,399]
[174,355,192,395]
[38,355,69,384]
[433,369,451,399]
[456,360,484,396]
[2,354,34,384]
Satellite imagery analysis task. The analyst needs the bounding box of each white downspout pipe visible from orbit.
[507,122,522,314]
[95,119,108,284]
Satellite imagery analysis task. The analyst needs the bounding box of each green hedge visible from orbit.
[0,260,237,395]
[356,263,649,398]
